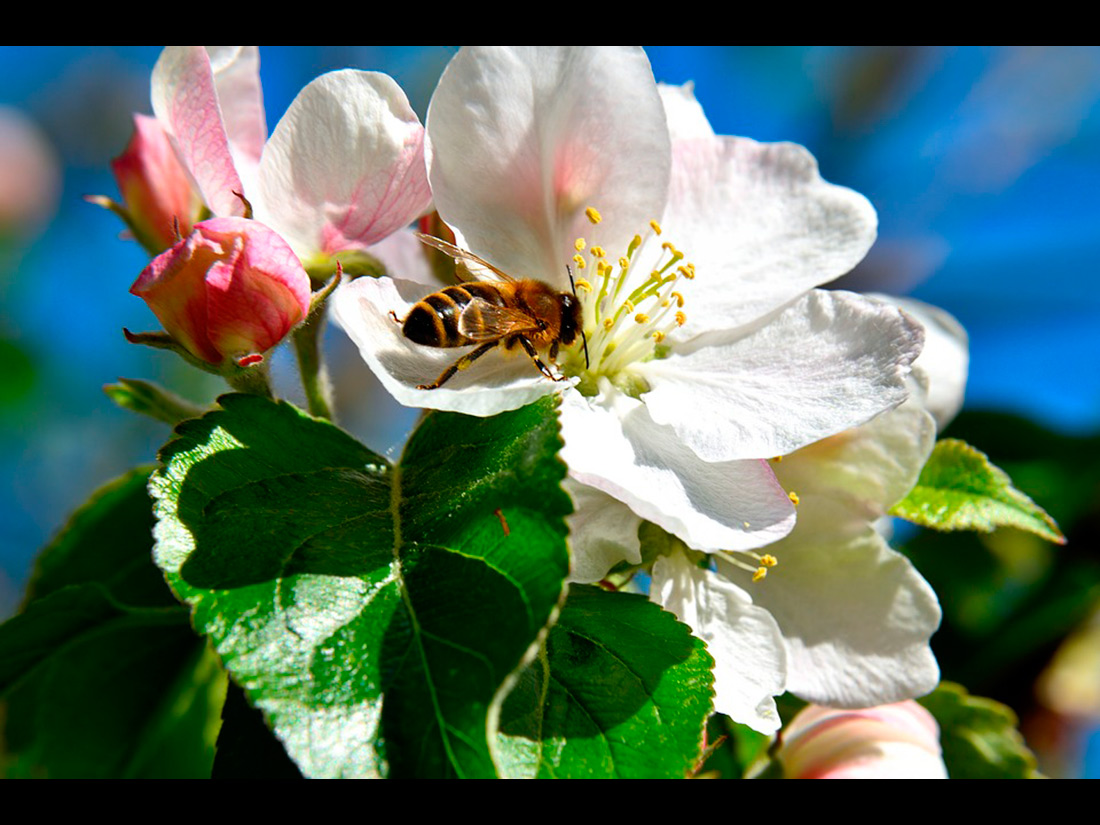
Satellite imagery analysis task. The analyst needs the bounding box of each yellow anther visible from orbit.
[586,206,602,224]
[652,330,665,343]
[603,318,614,330]
[649,219,662,235]
[574,278,592,292]
[635,313,650,324]
[590,246,605,258]
[627,234,642,256]
[680,263,696,280]
[771,455,784,463]
[572,253,586,269]
[662,241,676,253]
[759,554,778,568]
[671,291,684,307]
[742,520,751,528]
[618,257,630,269]
[661,299,670,307]
[788,491,800,507]
[675,311,686,326]
[575,238,586,251]
[752,567,768,583]
[623,300,635,312]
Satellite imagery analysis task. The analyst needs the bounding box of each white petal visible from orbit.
[205,46,267,171]
[874,295,969,430]
[563,479,642,584]
[773,404,937,521]
[366,227,442,287]
[639,290,925,462]
[559,384,795,553]
[258,70,431,259]
[426,46,670,287]
[720,503,941,708]
[151,46,245,218]
[651,551,787,734]
[329,275,559,416]
[664,137,878,335]
[658,82,715,140]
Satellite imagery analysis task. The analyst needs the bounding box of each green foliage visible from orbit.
[150,393,571,778]
[919,682,1041,778]
[496,584,713,778]
[891,438,1064,543]
[0,468,225,778]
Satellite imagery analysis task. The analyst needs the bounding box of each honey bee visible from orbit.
[392,234,588,390]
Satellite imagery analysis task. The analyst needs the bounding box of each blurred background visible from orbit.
[1,46,1097,777]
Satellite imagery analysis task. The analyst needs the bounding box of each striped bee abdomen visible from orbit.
[402,283,505,347]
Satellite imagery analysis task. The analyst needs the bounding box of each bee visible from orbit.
[391,234,589,391]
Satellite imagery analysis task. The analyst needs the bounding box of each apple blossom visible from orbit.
[776,701,947,779]
[333,46,923,559]
[110,114,204,254]
[149,46,431,269]
[130,217,310,366]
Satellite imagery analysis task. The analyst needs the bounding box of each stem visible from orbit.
[225,362,274,398]
[291,311,334,420]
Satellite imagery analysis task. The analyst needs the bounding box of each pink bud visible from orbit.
[131,217,311,365]
[112,114,203,253]
[777,701,947,779]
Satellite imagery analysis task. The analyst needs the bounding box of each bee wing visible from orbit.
[458,299,541,341]
[415,232,517,283]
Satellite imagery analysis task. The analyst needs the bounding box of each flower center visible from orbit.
[561,206,695,397]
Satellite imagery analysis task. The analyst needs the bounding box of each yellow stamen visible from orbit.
[586,206,602,224]
[788,491,800,507]
[759,554,777,568]
[635,313,650,324]
[753,567,768,583]
[618,257,630,269]
[652,330,665,343]
[590,246,605,258]
[624,300,635,312]
[649,219,662,235]
[671,291,684,307]
[574,279,592,292]
[603,318,614,330]
[573,254,586,268]
[575,238,586,251]
[675,311,686,326]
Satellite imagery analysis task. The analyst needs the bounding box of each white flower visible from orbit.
[150,46,431,266]
[650,298,967,732]
[333,46,924,561]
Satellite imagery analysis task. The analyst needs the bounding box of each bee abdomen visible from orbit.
[402,284,503,347]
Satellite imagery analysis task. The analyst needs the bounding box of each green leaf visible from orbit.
[918,682,1041,778]
[2,468,225,778]
[496,584,713,778]
[891,438,1065,544]
[0,585,224,778]
[151,393,570,778]
[24,467,175,608]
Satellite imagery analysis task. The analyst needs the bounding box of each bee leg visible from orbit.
[548,341,560,364]
[388,310,402,325]
[417,341,498,390]
[518,336,564,382]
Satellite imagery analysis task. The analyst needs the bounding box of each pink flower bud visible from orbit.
[131,217,311,365]
[777,701,947,779]
[112,114,203,253]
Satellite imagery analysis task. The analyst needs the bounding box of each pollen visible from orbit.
[671,291,684,307]
[574,278,592,292]
[590,246,606,258]
[759,554,777,568]
[635,313,650,324]
[752,567,768,583]
[603,318,614,330]
[788,491,800,506]
[649,219,662,235]
[575,238,586,251]
[652,330,665,342]
[586,206,602,225]
[573,254,586,268]
[675,311,686,326]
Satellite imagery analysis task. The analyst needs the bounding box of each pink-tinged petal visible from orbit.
[258,70,431,259]
[151,46,245,218]
[329,275,560,416]
[779,702,946,779]
[426,46,670,288]
[367,226,442,287]
[206,46,267,170]
[563,479,643,584]
[559,384,795,553]
[112,114,203,252]
[131,217,310,364]
[651,551,787,734]
[658,83,715,141]
[664,137,878,335]
[638,290,924,462]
